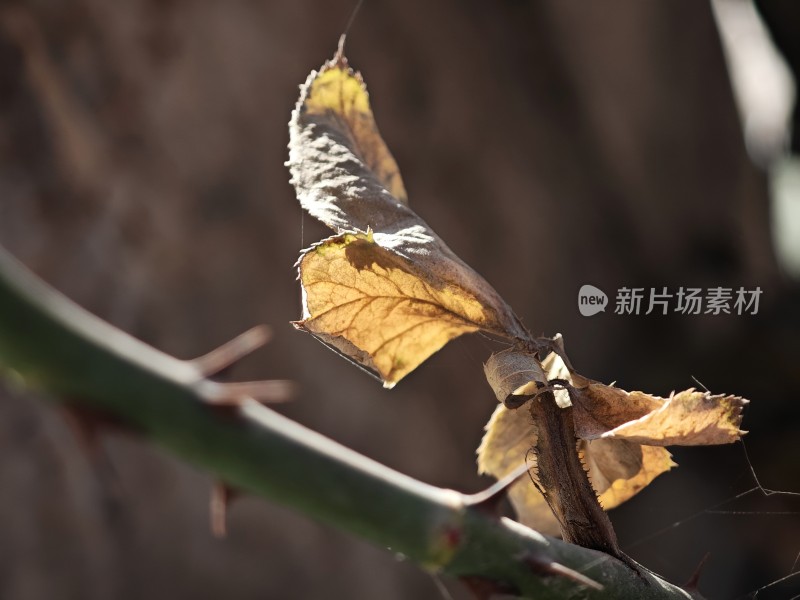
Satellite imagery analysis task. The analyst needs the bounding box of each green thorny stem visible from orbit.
[0,247,693,598]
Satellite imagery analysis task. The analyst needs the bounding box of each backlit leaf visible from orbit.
[478,344,744,530]
[288,51,408,232]
[570,383,748,446]
[295,232,494,386]
[289,50,525,386]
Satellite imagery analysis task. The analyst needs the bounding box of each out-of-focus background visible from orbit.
[0,1,798,598]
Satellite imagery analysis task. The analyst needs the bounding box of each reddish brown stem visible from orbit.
[529,392,621,557]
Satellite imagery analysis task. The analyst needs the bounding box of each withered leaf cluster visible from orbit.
[288,45,748,532]
[478,341,746,532]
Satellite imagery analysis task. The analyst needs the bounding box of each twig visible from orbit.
[0,247,690,599]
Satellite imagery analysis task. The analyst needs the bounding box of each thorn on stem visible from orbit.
[190,326,295,408]
[61,404,104,459]
[464,462,529,516]
[684,552,711,592]
[59,403,129,498]
[210,481,239,539]
[524,554,603,591]
[192,325,272,378]
[201,379,296,406]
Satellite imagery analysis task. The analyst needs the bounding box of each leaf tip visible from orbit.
[334,33,348,67]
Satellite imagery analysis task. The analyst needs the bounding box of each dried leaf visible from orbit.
[571,384,748,446]
[478,344,744,529]
[289,52,525,386]
[301,59,408,203]
[288,52,408,231]
[477,402,561,535]
[477,401,675,532]
[580,439,676,510]
[540,348,746,447]
[485,348,570,409]
[483,348,546,406]
[295,232,492,386]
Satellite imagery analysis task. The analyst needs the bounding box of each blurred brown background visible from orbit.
[1,0,799,599]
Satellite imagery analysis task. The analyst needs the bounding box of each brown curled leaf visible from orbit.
[289,52,526,386]
[477,400,676,533]
[478,342,746,530]
[542,348,747,446]
[483,348,547,405]
[571,384,748,446]
[484,347,571,409]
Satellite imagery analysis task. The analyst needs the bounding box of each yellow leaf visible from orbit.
[289,50,526,385]
[570,382,748,446]
[289,50,415,235]
[300,54,407,203]
[537,345,747,447]
[296,232,520,387]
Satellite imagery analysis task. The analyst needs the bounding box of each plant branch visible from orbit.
[0,247,690,599]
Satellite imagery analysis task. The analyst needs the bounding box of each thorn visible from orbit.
[60,403,136,455]
[59,403,129,499]
[192,326,272,378]
[459,576,518,600]
[210,481,239,539]
[524,554,603,591]
[201,379,296,406]
[60,404,103,459]
[464,462,529,516]
[684,552,711,591]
